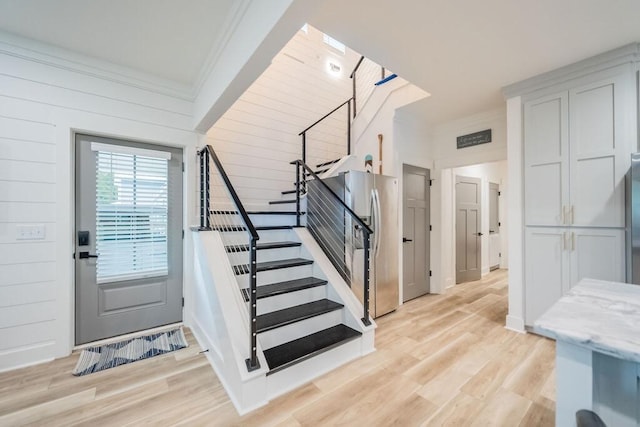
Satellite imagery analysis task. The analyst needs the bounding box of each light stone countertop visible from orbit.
[534,278,640,363]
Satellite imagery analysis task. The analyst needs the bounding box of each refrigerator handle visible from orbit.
[371,188,382,258]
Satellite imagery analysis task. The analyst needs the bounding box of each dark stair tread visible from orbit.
[225,241,301,253]
[316,158,342,168]
[257,225,293,230]
[307,168,329,176]
[269,199,297,205]
[281,189,298,195]
[233,257,313,275]
[212,225,292,232]
[256,299,343,333]
[263,324,361,374]
[249,211,303,215]
[212,210,302,216]
[240,277,327,301]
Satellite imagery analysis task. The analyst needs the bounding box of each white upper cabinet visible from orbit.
[569,74,633,227]
[524,68,635,228]
[524,92,569,226]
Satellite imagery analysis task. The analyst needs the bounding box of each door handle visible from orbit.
[402,237,413,243]
[78,251,98,259]
[477,232,483,236]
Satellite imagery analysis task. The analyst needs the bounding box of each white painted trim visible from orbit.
[0,30,193,101]
[191,0,253,96]
[505,315,526,333]
[503,43,640,98]
[90,141,172,159]
[51,108,198,360]
[506,95,525,332]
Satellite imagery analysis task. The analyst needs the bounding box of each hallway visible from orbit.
[0,269,555,425]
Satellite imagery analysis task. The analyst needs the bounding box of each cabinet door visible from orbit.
[569,72,634,227]
[525,227,570,325]
[569,228,625,291]
[524,92,569,226]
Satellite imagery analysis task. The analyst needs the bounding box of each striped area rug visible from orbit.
[72,328,188,376]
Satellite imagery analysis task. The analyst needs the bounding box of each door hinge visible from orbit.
[499,252,502,257]
[182,229,184,239]
[498,221,501,227]
[182,297,185,307]
[429,225,432,231]
[182,162,185,172]
[498,191,501,196]
[429,179,433,187]
[429,270,432,277]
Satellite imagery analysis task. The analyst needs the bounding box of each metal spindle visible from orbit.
[295,162,301,227]
[347,100,352,155]
[362,231,371,326]
[246,236,259,371]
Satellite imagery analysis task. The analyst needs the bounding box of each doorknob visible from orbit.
[402,237,413,243]
[78,251,98,259]
[477,232,483,236]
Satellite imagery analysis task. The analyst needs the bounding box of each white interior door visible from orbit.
[75,134,183,345]
[489,182,500,270]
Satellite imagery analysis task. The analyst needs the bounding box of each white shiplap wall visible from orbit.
[0,34,199,371]
[207,26,362,208]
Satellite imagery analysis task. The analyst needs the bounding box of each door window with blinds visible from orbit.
[91,142,170,283]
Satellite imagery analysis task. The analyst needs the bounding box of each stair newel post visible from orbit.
[301,132,306,167]
[347,100,352,155]
[362,230,372,326]
[246,235,260,372]
[295,161,301,227]
[198,148,211,231]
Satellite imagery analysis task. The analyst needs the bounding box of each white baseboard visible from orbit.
[505,314,526,333]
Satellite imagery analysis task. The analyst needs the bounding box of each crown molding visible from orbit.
[502,43,640,99]
[191,0,253,97]
[0,29,194,101]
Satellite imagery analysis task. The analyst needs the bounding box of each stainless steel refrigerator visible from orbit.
[627,153,640,284]
[325,171,399,318]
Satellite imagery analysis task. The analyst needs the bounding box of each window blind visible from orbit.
[95,149,169,283]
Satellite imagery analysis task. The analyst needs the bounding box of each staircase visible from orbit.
[223,208,362,375]
[191,147,375,414]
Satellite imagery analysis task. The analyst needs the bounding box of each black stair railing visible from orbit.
[298,55,391,172]
[198,145,260,372]
[298,98,352,169]
[292,160,373,326]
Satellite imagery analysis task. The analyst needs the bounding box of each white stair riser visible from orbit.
[226,246,303,266]
[256,247,302,263]
[256,286,327,315]
[217,229,296,245]
[258,309,343,349]
[249,215,298,227]
[236,265,314,288]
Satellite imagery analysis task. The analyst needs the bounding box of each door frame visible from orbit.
[402,164,431,302]
[53,116,195,357]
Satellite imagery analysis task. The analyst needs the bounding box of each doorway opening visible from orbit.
[450,160,508,285]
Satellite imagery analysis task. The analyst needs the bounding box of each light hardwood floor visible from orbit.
[0,269,556,426]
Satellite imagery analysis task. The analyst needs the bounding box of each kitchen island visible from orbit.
[535,278,640,427]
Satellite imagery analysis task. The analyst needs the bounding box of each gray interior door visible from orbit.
[456,175,481,283]
[75,134,183,345]
[402,165,430,301]
[489,182,500,271]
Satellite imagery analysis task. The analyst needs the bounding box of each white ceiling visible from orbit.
[0,0,238,86]
[309,0,640,124]
[1,0,640,125]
